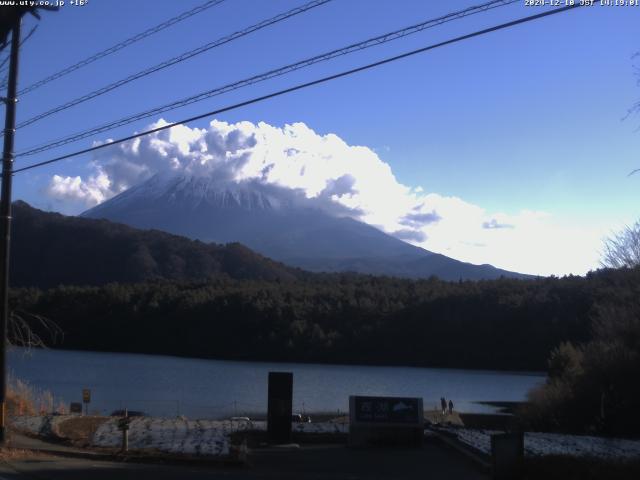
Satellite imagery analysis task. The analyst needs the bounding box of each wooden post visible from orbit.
[120,408,129,452]
[0,16,21,446]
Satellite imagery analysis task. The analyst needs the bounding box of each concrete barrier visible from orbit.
[491,431,524,480]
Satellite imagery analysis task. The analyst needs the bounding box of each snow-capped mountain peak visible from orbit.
[82,172,530,281]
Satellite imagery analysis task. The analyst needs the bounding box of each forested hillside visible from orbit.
[13,267,636,371]
[11,201,302,287]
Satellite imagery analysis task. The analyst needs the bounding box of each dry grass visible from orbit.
[6,377,65,417]
[6,379,38,417]
[0,447,37,461]
[55,417,109,447]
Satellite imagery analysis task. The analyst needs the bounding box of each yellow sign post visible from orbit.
[82,389,91,415]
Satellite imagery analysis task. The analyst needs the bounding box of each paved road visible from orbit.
[1,436,488,480]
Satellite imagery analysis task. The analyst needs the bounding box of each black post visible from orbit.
[0,17,21,445]
[267,372,293,444]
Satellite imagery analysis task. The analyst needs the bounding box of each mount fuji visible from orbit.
[82,174,530,281]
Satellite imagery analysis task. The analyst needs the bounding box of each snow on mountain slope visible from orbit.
[83,174,530,280]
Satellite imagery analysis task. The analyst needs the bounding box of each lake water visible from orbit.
[8,348,545,419]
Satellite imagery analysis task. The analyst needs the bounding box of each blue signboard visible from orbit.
[352,396,422,425]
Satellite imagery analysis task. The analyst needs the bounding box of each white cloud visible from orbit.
[45,119,605,276]
[47,170,113,207]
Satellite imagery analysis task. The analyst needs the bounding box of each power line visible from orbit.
[12,4,584,176]
[0,53,9,82]
[0,25,38,89]
[16,0,516,152]
[0,54,8,74]
[17,0,519,157]
[17,0,227,96]
[16,0,333,129]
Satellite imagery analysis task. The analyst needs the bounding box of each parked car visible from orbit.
[230,416,251,423]
[292,413,311,423]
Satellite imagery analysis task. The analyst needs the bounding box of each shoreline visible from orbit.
[9,346,548,376]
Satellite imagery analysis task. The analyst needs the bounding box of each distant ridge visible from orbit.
[11,201,302,288]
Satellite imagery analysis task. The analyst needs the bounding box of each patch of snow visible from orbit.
[92,417,254,457]
[10,415,46,435]
[525,432,640,459]
[13,415,348,458]
[437,427,640,460]
[293,422,348,434]
[244,421,347,434]
[11,414,72,437]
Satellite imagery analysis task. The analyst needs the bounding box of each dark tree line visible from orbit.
[11,267,638,373]
[520,266,640,435]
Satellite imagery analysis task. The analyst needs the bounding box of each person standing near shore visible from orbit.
[440,397,447,415]
[448,399,454,415]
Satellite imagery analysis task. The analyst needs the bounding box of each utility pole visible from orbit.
[0,15,21,445]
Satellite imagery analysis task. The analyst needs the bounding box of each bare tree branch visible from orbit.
[8,309,63,351]
[601,220,640,269]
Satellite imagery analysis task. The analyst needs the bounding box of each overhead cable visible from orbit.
[12,4,584,176]
[17,0,519,156]
[16,0,333,129]
[18,0,228,95]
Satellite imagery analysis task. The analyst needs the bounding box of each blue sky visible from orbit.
[7,0,640,276]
